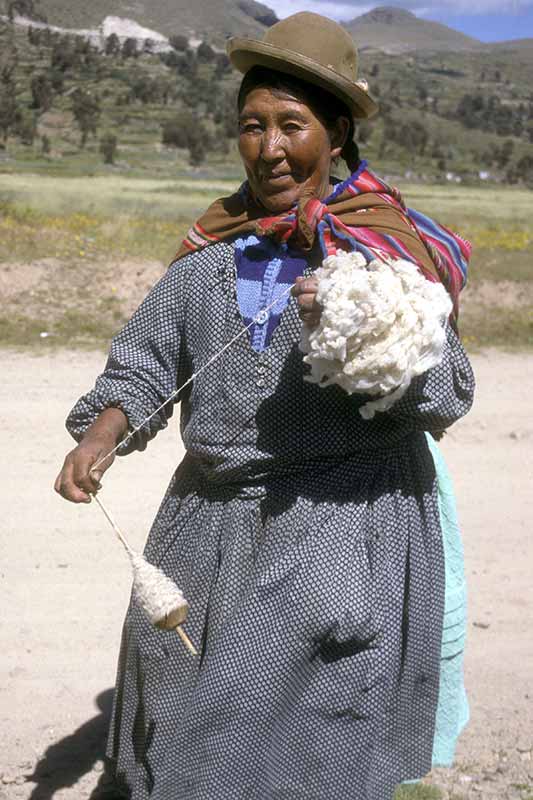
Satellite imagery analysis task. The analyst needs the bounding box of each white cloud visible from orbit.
[267,0,533,19]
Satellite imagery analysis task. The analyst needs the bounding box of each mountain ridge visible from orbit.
[344,6,482,53]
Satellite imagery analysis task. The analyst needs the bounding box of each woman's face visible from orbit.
[238,86,347,214]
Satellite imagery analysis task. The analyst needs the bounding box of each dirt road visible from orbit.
[1,348,532,799]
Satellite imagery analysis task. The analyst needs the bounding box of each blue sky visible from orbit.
[265,0,533,42]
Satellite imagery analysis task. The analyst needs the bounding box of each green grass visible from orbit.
[0,309,125,349]
[0,201,189,264]
[399,184,533,230]
[469,248,532,283]
[2,173,531,229]
[460,305,533,350]
[0,174,239,221]
[0,174,239,265]
[394,784,444,799]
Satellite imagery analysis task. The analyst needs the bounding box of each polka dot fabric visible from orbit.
[66,242,475,800]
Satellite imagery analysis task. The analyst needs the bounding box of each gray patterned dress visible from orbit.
[66,242,475,800]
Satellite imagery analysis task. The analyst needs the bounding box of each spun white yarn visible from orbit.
[130,553,188,625]
[299,251,453,419]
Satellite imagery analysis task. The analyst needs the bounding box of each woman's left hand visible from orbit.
[292,276,322,328]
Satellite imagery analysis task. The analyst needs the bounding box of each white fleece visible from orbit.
[299,251,452,419]
[130,553,188,625]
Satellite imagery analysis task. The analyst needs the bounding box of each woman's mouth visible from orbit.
[260,172,293,187]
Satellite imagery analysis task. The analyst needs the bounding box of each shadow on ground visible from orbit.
[25,689,113,800]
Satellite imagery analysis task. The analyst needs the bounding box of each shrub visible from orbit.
[71,88,100,147]
[122,38,138,59]
[161,111,210,165]
[15,110,37,145]
[161,111,196,149]
[51,36,79,72]
[30,73,53,110]
[100,133,118,164]
[105,33,120,57]
[169,34,188,52]
[0,79,18,142]
[189,136,206,166]
[197,41,215,63]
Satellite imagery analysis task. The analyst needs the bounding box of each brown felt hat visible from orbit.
[227,12,378,120]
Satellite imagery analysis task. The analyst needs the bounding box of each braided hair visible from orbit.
[237,66,361,173]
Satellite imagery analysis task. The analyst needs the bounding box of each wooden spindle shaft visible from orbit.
[176,625,198,656]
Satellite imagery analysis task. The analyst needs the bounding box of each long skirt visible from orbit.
[103,433,446,800]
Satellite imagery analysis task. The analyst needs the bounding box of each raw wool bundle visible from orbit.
[299,251,453,419]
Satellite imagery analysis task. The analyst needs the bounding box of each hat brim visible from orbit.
[227,37,378,120]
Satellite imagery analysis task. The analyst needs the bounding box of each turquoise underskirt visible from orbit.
[427,433,469,767]
[402,436,468,788]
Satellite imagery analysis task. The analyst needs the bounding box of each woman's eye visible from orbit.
[240,123,262,134]
[284,123,302,133]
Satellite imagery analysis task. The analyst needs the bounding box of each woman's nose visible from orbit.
[260,128,285,162]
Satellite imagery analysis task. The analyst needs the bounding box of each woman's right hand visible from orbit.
[54,435,116,503]
[54,408,128,503]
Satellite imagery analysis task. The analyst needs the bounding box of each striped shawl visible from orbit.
[177,161,470,323]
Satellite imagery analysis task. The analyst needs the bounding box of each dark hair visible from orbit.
[237,66,360,172]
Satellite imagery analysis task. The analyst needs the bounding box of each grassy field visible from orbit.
[0,174,531,350]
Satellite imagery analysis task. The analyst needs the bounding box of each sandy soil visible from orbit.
[1,348,532,799]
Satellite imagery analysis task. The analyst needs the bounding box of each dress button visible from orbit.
[255,377,266,388]
[255,310,268,325]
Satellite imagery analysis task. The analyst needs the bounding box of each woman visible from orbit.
[56,12,474,800]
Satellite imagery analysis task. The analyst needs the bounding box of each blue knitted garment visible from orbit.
[234,234,307,352]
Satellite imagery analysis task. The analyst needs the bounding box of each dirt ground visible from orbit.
[1,347,532,799]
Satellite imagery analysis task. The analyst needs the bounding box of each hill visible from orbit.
[488,38,533,66]
[491,38,533,51]
[345,7,481,53]
[9,0,278,41]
